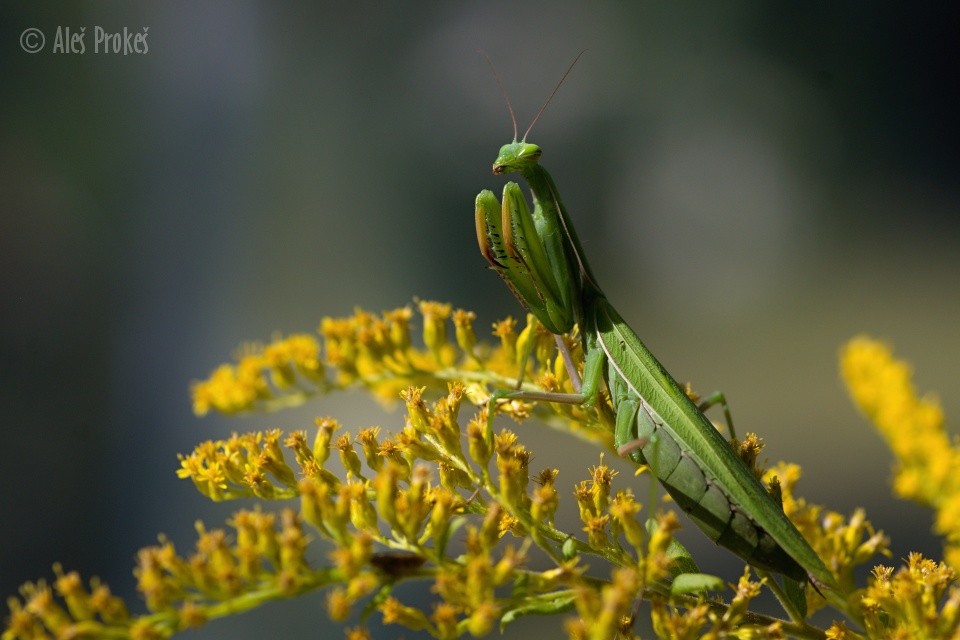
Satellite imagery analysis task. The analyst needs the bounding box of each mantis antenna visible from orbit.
[478,49,519,142]
[522,49,587,141]
[480,50,586,143]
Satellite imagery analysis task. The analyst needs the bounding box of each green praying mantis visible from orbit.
[472,58,841,602]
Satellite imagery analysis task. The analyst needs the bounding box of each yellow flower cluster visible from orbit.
[564,509,686,640]
[21,304,945,639]
[136,510,315,613]
[177,428,303,501]
[4,511,321,640]
[10,370,703,640]
[644,456,888,635]
[2,566,129,640]
[190,301,579,419]
[861,553,960,638]
[841,337,960,568]
[826,553,960,639]
[650,569,785,639]
[173,382,678,638]
[763,462,889,603]
[191,335,323,415]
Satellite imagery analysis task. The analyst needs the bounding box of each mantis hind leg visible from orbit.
[484,386,588,434]
[696,390,736,441]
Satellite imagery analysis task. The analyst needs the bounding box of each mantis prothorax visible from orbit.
[473,58,840,599]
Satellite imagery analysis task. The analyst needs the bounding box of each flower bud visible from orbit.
[453,309,478,357]
[313,417,340,465]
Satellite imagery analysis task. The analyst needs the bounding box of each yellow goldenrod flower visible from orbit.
[842,336,960,567]
[263,334,323,388]
[379,596,431,632]
[651,600,710,640]
[492,316,518,363]
[609,491,645,552]
[466,601,497,637]
[431,602,459,640]
[326,587,351,622]
[574,480,596,523]
[28,306,954,639]
[860,552,959,637]
[191,361,267,416]
[824,621,856,639]
[178,601,207,629]
[190,302,572,419]
[419,300,452,364]
[344,626,372,640]
[583,514,611,549]
[452,308,478,358]
[589,461,616,514]
[384,306,413,353]
[531,481,560,527]
[645,511,680,586]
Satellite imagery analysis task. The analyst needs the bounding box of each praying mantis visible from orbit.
[473,59,840,599]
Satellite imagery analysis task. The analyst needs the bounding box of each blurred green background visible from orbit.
[2,3,958,637]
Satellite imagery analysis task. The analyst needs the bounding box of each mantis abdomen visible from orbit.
[592,294,821,585]
[609,374,807,581]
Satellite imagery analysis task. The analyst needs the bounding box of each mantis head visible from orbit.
[492,141,542,175]
[481,49,584,176]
